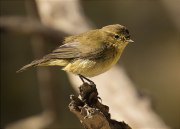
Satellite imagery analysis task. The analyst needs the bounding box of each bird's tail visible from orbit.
[16,58,49,73]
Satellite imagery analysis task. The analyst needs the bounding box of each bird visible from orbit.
[17,24,134,84]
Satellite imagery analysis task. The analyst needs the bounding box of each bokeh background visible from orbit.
[1,1,179,129]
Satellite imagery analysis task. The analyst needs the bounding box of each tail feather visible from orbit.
[16,58,49,73]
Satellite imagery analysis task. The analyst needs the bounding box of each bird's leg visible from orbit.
[78,74,95,86]
[78,74,101,101]
[78,74,85,83]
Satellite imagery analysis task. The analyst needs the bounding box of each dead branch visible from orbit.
[0,16,68,43]
[69,83,132,129]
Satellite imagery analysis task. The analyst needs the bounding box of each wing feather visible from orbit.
[44,30,108,59]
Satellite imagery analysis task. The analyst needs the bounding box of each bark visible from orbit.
[69,83,131,129]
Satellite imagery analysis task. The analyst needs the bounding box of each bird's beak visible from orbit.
[126,39,134,43]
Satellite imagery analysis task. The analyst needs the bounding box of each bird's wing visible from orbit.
[44,40,80,59]
[44,39,107,59]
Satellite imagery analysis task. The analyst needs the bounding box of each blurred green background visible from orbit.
[1,1,179,129]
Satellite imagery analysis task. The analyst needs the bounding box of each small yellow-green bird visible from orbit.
[17,24,134,84]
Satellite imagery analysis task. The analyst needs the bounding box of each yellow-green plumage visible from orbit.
[17,24,133,79]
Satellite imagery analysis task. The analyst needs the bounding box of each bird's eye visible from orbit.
[114,35,119,39]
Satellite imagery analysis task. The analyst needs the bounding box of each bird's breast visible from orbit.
[63,45,125,77]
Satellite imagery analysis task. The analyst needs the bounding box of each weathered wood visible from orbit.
[69,83,132,129]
